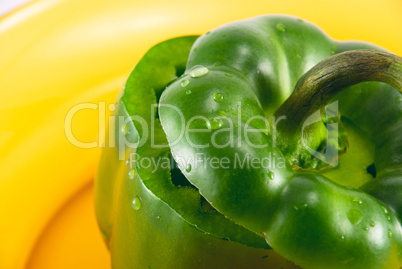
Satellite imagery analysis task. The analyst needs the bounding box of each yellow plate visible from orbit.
[0,0,401,268]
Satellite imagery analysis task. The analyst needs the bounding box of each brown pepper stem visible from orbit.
[274,49,402,134]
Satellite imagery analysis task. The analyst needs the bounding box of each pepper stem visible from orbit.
[275,50,402,134]
[273,49,402,170]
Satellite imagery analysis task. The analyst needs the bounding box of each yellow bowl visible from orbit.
[1,0,401,268]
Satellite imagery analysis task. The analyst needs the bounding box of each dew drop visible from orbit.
[121,124,128,135]
[347,209,363,225]
[353,197,363,205]
[132,196,141,210]
[213,92,224,103]
[267,171,275,180]
[369,221,375,227]
[207,118,223,130]
[156,216,162,222]
[185,89,192,95]
[388,229,392,238]
[363,227,369,231]
[186,163,192,172]
[387,215,392,221]
[128,169,135,179]
[190,65,209,78]
[225,73,233,77]
[381,206,388,214]
[296,54,301,59]
[276,23,285,32]
[341,235,345,240]
[180,79,190,87]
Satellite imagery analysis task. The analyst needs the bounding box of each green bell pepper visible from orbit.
[95,15,402,268]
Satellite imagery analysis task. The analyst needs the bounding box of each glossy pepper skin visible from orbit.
[95,15,402,268]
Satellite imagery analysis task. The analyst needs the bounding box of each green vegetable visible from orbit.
[95,15,402,269]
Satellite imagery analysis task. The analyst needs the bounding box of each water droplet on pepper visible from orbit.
[267,171,275,180]
[128,169,135,179]
[276,23,285,32]
[181,79,190,87]
[213,92,224,103]
[122,124,128,135]
[207,118,223,129]
[352,197,363,205]
[190,65,209,78]
[347,209,363,225]
[132,196,141,210]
